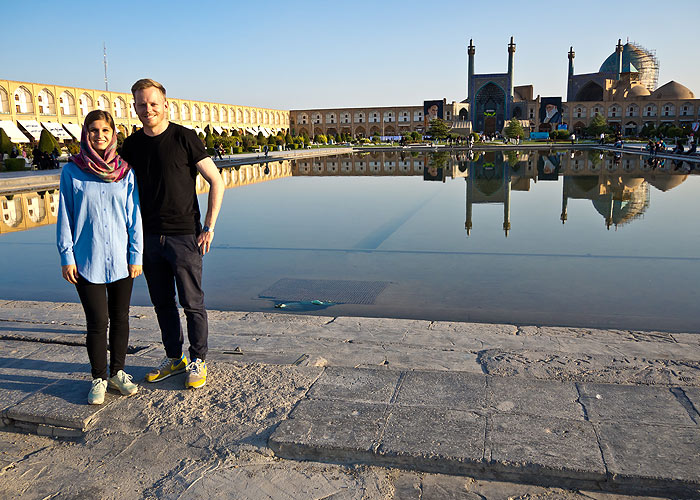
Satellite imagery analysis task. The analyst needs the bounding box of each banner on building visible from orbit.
[538,97,563,132]
[424,100,444,128]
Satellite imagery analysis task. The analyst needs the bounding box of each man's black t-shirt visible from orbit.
[121,123,208,235]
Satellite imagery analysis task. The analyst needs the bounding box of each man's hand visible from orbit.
[197,230,214,255]
[62,264,78,285]
[129,264,143,278]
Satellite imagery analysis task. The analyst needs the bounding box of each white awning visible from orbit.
[41,122,72,141]
[213,126,223,134]
[63,123,82,140]
[194,127,205,136]
[0,120,30,143]
[245,127,256,135]
[260,128,271,138]
[17,119,43,141]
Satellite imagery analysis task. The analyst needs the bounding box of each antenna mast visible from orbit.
[103,43,108,91]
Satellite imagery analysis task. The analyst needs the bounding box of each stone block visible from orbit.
[6,379,113,430]
[307,366,401,403]
[270,399,388,461]
[485,414,606,482]
[597,422,700,495]
[394,371,487,411]
[379,405,486,467]
[486,375,584,420]
[577,382,695,425]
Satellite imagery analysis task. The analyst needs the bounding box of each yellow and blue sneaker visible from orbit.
[185,358,207,389]
[146,354,188,383]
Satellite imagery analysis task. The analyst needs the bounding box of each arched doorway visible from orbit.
[474,82,506,134]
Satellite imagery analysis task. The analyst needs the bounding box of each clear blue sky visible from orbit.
[2,0,697,110]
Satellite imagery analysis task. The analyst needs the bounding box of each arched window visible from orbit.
[97,95,110,111]
[59,91,76,115]
[169,102,179,120]
[202,105,209,122]
[79,93,94,116]
[0,87,8,113]
[129,99,137,118]
[37,89,56,115]
[13,86,34,113]
[244,109,250,122]
[181,103,190,120]
[192,104,200,121]
[113,97,127,118]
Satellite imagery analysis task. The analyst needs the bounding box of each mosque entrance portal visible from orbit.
[484,113,496,134]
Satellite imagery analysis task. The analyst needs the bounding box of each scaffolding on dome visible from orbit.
[628,40,659,92]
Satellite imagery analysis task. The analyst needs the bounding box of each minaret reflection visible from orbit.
[464,151,524,237]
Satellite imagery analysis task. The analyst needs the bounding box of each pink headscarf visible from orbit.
[69,123,130,182]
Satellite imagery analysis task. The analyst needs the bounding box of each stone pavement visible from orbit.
[0,299,699,499]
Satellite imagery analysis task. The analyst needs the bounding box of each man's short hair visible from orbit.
[131,78,166,98]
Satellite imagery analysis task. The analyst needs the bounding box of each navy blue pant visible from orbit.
[143,233,208,361]
[76,275,133,380]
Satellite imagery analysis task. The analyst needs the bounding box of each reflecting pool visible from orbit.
[2,149,699,333]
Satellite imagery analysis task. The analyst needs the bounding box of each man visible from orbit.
[120,78,224,389]
[542,103,561,125]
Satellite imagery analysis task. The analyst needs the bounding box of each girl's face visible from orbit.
[87,119,114,155]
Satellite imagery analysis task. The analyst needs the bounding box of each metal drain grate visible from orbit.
[258,278,390,305]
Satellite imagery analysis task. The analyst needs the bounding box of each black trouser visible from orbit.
[76,276,134,380]
[143,233,208,361]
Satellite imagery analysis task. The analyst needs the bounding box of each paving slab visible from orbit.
[271,399,389,461]
[379,406,485,470]
[597,422,700,495]
[577,382,696,425]
[486,375,584,420]
[5,378,113,430]
[306,367,401,403]
[485,414,606,485]
[394,371,486,411]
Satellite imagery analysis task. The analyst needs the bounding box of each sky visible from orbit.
[2,0,698,111]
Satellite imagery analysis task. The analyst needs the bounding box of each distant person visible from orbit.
[57,109,143,405]
[599,132,605,145]
[10,145,18,158]
[120,78,224,390]
[216,143,224,160]
[52,147,60,168]
[570,133,576,145]
[32,146,41,167]
[263,144,269,157]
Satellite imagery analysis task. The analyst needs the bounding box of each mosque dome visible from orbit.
[651,81,694,100]
[645,174,688,192]
[591,181,649,228]
[599,42,659,91]
[627,85,651,98]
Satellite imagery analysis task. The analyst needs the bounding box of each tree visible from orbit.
[285,132,293,145]
[314,134,327,144]
[426,119,450,140]
[587,114,608,136]
[38,129,58,154]
[504,118,525,140]
[0,129,13,156]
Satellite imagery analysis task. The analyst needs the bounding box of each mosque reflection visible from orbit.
[291,150,695,235]
[0,161,293,234]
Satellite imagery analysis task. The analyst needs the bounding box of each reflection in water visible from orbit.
[0,190,59,233]
[0,161,293,234]
[291,149,695,235]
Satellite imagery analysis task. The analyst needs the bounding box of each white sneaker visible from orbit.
[108,370,139,396]
[88,378,108,405]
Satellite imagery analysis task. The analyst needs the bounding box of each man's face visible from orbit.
[134,87,168,129]
[546,104,556,114]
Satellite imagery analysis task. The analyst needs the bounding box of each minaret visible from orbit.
[568,46,575,77]
[467,39,475,102]
[615,38,623,80]
[507,36,516,102]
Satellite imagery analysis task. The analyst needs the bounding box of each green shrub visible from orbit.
[4,158,28,171]
[67,142,80,155]
[0,129,13,155]
[232,146,243,154]
[38,129,58,154]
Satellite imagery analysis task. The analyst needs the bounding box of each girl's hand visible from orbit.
[62,265,78,285]
[129,264,143,278]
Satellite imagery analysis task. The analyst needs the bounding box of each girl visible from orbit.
[57,110,143,404]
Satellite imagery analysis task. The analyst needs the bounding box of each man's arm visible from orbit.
[195,157,224,255]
